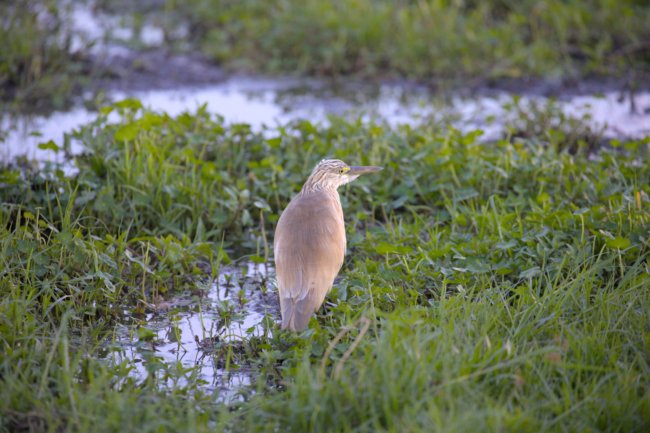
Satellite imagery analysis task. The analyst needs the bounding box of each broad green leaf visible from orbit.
[606,237,631,249]
[114,123,139,141]
[38,140,60,152]
[375,242,410,255]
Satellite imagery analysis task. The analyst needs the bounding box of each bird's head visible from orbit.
[302,159,383,192]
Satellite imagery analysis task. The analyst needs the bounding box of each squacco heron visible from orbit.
[274,159,382,331]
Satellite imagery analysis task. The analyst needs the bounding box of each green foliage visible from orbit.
[0,1,94,112]
[174,0,650,81]
[1,102,649,431]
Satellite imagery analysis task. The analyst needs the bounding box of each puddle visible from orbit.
[102,261,278,400]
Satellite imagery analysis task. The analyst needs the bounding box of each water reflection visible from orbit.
[2,78,649,164]
[104,261,277,400]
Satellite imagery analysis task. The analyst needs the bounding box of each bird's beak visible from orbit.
[348,166,383,175]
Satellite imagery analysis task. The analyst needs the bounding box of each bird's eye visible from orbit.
[339,168,346,174]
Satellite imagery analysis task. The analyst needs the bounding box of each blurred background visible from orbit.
[2,0,650,161]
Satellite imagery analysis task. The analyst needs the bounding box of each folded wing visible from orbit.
[274,190,346,331]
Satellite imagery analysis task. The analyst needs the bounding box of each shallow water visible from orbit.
[103,261,277,399]
[3,78,649,164]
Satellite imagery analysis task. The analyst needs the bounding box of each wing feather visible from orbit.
[274,190,345,330]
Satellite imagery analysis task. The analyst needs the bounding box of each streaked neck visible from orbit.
[301,172,338,194]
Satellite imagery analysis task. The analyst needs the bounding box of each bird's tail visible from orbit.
[280,298,311,331]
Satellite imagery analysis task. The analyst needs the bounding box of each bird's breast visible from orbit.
[274,189,346,264]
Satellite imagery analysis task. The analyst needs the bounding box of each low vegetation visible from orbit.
[0,1,95,112]
[1,100,648,431]
[174,0,650,83]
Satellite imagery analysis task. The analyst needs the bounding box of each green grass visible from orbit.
[0,1,95,113]
[1,100,649,432]
[172,0,650,83]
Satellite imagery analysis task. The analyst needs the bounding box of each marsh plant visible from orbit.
[0,101,649,431]
[0,0,96,112]
[167,0,650,82]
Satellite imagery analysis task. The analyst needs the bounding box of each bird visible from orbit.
[274,159,383,331]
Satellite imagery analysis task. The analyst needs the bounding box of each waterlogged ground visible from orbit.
[1,102,649,431]
[3,78,650,163]
[2,3,650,432]
[105,261,277,399]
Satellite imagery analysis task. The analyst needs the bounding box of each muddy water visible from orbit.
[103,261,277,399]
